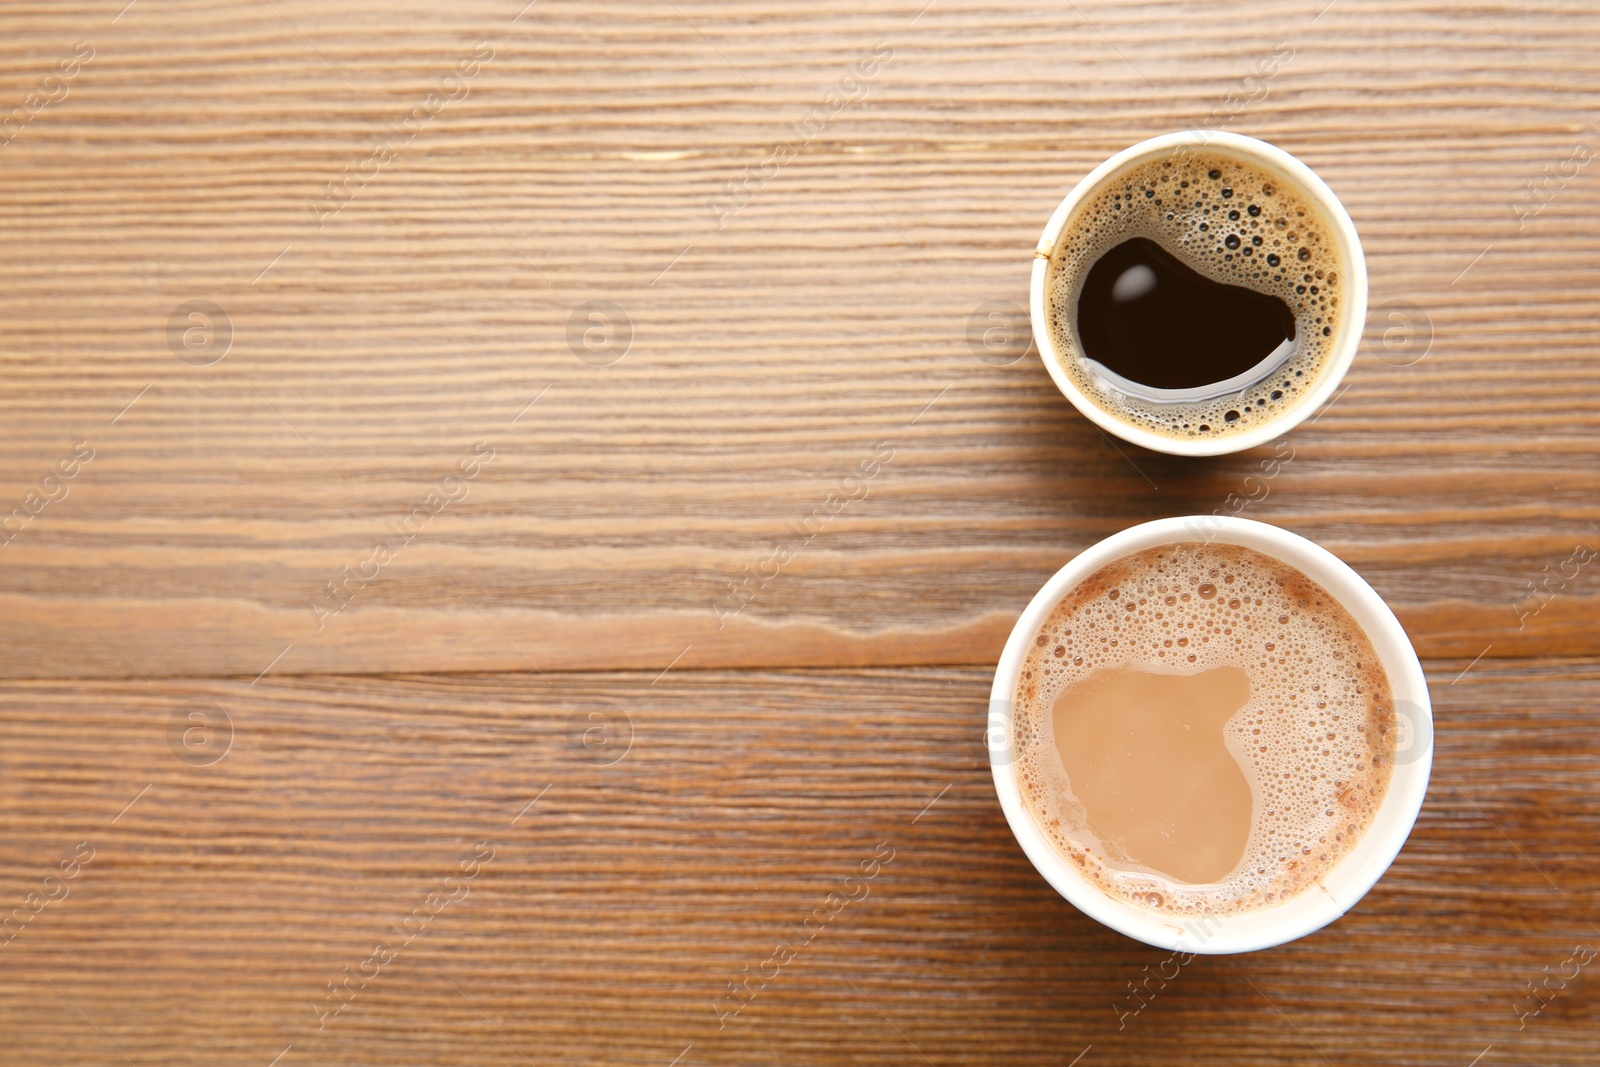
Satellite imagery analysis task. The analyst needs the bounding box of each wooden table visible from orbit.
[2,1,1596,1063]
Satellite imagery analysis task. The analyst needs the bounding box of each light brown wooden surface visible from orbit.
[0,0,1597,1063]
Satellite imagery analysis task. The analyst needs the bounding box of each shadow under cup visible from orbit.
[1029,131,1368,458]
[988,517,1432,954]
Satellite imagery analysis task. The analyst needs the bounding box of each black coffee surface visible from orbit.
[1076,237,1297,392]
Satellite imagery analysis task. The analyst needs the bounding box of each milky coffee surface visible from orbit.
[1014,542,1395,916]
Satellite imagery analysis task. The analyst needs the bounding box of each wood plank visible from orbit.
[0,660,1595,1065]
[3,3,1597,1065]
[1,0,1597,678]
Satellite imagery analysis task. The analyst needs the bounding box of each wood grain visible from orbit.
[0,0,1597,679]
[0,0,1597,1063]
[1,662,1597,1066]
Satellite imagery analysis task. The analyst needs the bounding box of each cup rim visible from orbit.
[1029,131,1369,457]
[988,516,1432,954]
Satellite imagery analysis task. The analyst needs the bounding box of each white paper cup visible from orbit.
[1030,132,1368,457]
[988,516,1431,954]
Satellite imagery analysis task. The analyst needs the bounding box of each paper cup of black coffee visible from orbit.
[1031,132,1367,456]
[988,517,1431,953]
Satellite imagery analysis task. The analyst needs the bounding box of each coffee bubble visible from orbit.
[1045,150,1349,442]
[1013,542,1396,917]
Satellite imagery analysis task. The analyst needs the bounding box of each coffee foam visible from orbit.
[1013,542,1395,917]
[1046,149,1349,441]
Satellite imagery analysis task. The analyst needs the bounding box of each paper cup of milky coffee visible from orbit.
[988,516,1431,953]
[1031,131,1368,457]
